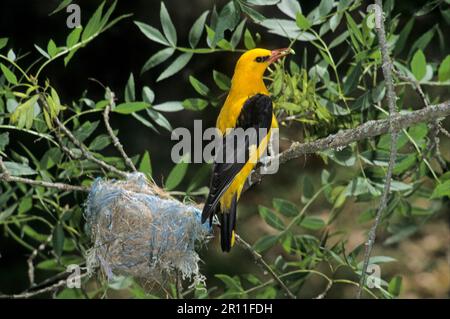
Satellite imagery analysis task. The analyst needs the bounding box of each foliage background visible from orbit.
[0,0,449,298]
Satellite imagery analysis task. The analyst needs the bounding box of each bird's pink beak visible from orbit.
[268,48,295,64]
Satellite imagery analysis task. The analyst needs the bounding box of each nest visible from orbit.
[84,173,211,284]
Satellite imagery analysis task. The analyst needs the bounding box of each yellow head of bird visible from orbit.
[233,47,294,78]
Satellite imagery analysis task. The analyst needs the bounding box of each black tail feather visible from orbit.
[220,195,237,252]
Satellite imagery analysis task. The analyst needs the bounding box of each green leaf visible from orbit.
[34,44,50,59]
[438,55,450,82]
[10,95,39,129]
[157,52,193,82]
[0,37,8,50]
[47,39,58,57]
[408,27,435,58]
[388,276,402,297]
[160,2,177,46]
[82,1,105,41]
[49,0,72,16]
[296,13,311,30]
[273,198,298,217]
[213,70,231,91]
[253,235,278,253]
[343,62,362,95]
[52,224,65,258]
[0,63,18,85]
[189,75,210,96]
[89,134,111,151]
[410,49,426,81]
[345,12,363,45]
[301,175,315,203]
[0,132,9,152]
[142,86,155,104]
[394,17,414,55]
[146,109,172,132]
[241,4,266,22]
[152,101,184,112]
[124,73,135,102]
[134,21,169,46]
[139,151,152,177]
[74,120,99,142]
[141,47,175,74]
[182,98,208,111]
[0,204,16,222]
[230,19,246,48]
[215,274,243,292]
[318,0,333,17]
[213,2,240,45]
[300,216,325,230]
[244,29,256,49]
[114,102,149,114]
[66,26,82,47]
[430,180,450,198]
[258,205,285,230]
[277,0,302,19]
[165,153,190,190]
[189,11,209,48]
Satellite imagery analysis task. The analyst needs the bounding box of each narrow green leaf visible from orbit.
[157,53,193,82]
[189,10,209,48]
[394,17,414,55]
[230,19,246,48]
[0,132,9,151]
[388,276,402,297]
[152,101,184,112]
[410,49,426,80]
[296,13,311,30]
[244,28,256,49]
[114,102,149,114]
[277,0,302,19]
[258,205,285,231]
[213,70,231,90]
[253,235,278,253]
[165,153,190,190]
[0,38,8,50]
[189,75,210,96]
[47,39,58,57]
[49,0,72,16]
[124,73,135,102]
[66,26,82,47]
[299,216,325,230]
[141,47,175,74]
[139,150,152,177]
[82,1,105,41]
[0,63,18,85]
[160,2,177,46]
[3,161,36,176]
[146,108,172,132]
[431,180,450,198]
[134,21,169,46]
[142,86,155,104]
[52,224,65,258]
[438,55,450,82]
[182,98,208,111]
[273,198,298,217]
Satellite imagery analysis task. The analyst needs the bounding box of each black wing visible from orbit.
[201,94,273,224]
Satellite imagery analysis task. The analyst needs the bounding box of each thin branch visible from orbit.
[248,101,450,187]
[357,0,399,299]
[103,104,137,172]
[53,115,128,179]
[0,157,89,192]
[0,273,88,299]
[394,69,447,169]
[235,234,296,299]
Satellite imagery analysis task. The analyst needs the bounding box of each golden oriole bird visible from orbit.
[201,48,293,252]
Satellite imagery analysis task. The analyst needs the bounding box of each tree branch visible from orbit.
[53,115,128,179]
[357,0,399,299]
[0,157,89,192]
[235,234,296,299]
[103,104,137,172]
